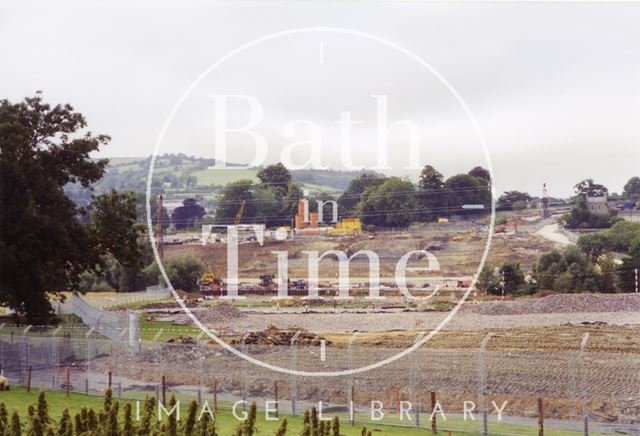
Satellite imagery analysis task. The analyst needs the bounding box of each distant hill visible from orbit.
[91,155,368,193]
[64,155,376,211]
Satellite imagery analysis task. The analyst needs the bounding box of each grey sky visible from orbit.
[1,0,639,197]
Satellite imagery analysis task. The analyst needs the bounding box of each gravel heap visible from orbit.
[462,293,640,316]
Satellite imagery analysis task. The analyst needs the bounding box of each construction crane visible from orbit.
[234,200,246,225]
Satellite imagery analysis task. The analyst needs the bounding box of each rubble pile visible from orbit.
[231,325,329,346]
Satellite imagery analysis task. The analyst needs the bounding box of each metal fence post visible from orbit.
[51,326,61,388]
[580,333,590,436]
[241,333,250,411]
[85,327,94,394]
[197,344,204,404]
[478,333,493,436]
[118,328,128,398]
[290,331,301,415]
[412,332,426,427]
[348,332,359,426]
[21,325,32,384]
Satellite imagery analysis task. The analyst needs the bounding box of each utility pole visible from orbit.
[635,268,638,293]
[157,194,164,259]
[542,182,550,219]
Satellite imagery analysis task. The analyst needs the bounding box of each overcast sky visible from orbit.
[1,0,639,197]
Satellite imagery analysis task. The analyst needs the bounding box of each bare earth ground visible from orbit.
[164,222,557,279]
[100,222,639,425]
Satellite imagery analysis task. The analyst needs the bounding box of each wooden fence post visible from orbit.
[213,378,218,413]
[161,375,166,406]
[66,367,71,397]
[274,381,279,418]
[27,365,32,392]
[431,391,437,434]
[538,398,544,436]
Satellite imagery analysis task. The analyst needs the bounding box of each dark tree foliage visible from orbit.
[574,178,608,198]
[215,165,302,227]
[618,238,640,292]
[256,162,291,198]
[499,262,525,294]
[418,165,445,221]
[337,173,383,215]
[563,198,620,229]
[497,191,531,211]
[215,180,255,225]
[136,192,169,230]
[358,177,417,227]
[443,173,491,213]
[468,166,491,183]
[623,176,640,199]
[171,198,205,230]
[418,165,444,191]
[577,233,611,263]
[534,246,599,292]
[0,94,142,323]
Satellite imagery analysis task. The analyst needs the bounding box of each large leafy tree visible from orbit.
[256,162,291,198]
[417,165,445,221]
[171,198,205,230]
[623,176,640,199]
[337,173,383,215]
[574,178,608,198]
[443,173,491,212]
[468,166,491,184]
[0,94,142,322]
[358,177,417,227]
[214,179,255,224]
[497,191,531,211]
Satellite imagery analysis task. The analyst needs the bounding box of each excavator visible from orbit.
[199,263,223,297]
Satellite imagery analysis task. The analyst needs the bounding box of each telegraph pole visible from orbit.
[157,194,164,259]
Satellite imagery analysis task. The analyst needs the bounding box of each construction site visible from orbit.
[3,187,639,434]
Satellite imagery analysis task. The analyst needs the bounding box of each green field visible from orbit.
[0,387,605,435]
[138,316,202,342]
[192,168,259,186]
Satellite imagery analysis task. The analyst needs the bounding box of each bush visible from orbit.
[535,246,599,292]
[164,256,204,292]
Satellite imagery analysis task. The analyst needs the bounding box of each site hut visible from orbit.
[586,195,609,214]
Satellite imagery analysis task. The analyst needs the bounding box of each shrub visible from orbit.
[332,416,340,436]
[275,418,287,436]
[122,403,134,436]
[10,411,21,436]
[57,408,72,436]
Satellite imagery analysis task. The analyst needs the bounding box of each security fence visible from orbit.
[1,332,639,435]
[53,294,139,348]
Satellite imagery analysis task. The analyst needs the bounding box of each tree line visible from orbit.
[478,219,640,295]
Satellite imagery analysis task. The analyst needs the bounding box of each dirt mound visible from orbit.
[462,293,640,316]
[166,335,196,345]
[173,303,245,325]
[231,325,329,346]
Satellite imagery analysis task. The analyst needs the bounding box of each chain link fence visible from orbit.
[1,331,638,435]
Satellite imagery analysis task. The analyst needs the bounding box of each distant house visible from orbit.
[586,195,608,214]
